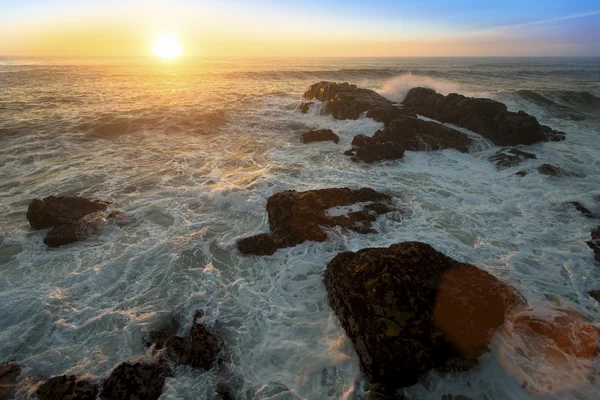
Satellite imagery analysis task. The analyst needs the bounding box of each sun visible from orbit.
[153,35,183,59]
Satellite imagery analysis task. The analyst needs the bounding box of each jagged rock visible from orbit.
[345,116,471,163]
[403,87,565,146]
[366,107,417,126]
[238,188,393,255]
[36,375,98,400]
[589,290,600,303]
[146,311,220,370]
[568,202,592,215]
[100,361,169,400]
[541,125,567,142]
[299,102,314,113]
[489,148,537,169]
[303,82,395,120]
[0,362,20,400]
[537,164,584,177]
[300,129,340,144]
[324,242,523,392]
[587,227,600,263]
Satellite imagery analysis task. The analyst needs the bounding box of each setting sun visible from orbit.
[152,35,183,59]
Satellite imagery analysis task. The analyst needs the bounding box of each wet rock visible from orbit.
[365,107,417,126]
[100,361,169,400]
[36,375,98,400]
[589,290,600,303]
[537,164,584,177]
[300,129,340,144]
[541,125,567,142]
[489,148,537,169]
[346,116,471,163]
[237,188,393,255]
[515,170,528,177]
[146,311,220,370]
[0,362,20,400]
[568,202,592,215]
[403,87,565,146]
[303,82,395,120]
[324,242,523,392]
[299,102,314,114]
[587,226,600,263]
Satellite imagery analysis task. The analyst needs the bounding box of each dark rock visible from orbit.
[100,361,168,400]
[0,362,20,400]
[300,129,340,144]
[568,202,592,215]
[366,107,417,126]
[345,115,471,163]
[541,125,567,142]
[589,290,600,303]
[299,102,314,114]
[36,375,98,400]
[537,164,584,177]
[515,171,528,177]
[27,196,109,230]
[403,87,565,146]
[303,82,394,121]
[489,148,537,169]
[146,311,220,370]
[216,385,236,400]
[238,188,393,255]
[324,242,524,392]
[587,227,600,263]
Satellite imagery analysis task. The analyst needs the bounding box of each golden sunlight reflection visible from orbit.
[153,35,183,59]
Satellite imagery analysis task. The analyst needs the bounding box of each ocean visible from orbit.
[1,56,600,399]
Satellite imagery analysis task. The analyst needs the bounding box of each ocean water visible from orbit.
[1,56,600,400]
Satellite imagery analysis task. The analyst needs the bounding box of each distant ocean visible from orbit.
[1,57,600,399]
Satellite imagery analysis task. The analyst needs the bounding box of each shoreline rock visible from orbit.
[36,375,98,400]
[100,360,169,400]
[537,164,584,178]
[587,227,600,263]
[0,362,21,399]
[489,148,537,169]
[238,188,393,255]
[300,129,339,144]
[324,242,523,393]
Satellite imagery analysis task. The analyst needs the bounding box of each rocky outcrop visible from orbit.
[537,164,584,177]
[0,362,21,400]
[100,361,168,400]
[300,129,340,144]
[403,87,566,146]
[36,375,98,400]
[588,227,600,263]
[489,148,537,169]
[146,311,220,370]
[589,290,600,303]
[324,242,523,393]
[302,82,395,121]
[238,188,393,255]
[26,196,122,248]
[345,115,471,163]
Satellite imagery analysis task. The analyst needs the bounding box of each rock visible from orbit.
[346,115,471,163]
[36,375,98,400]
[567,201,592,215]
[366,107,417,126]
[303,82,394,121]
[27,196,109,230]
[0,362,20,400]
[587,226,600,263]
[537,164,584,177]
[323,242,523,392]
[589,290,600,303]
[514,170,528,177]
[299,102,314,114]
[146,311,220,370]
[237,188,393,255]
[403,87,565,146]
[541,125,567,142]
[100,361,169,400]
[489,148,537,169]
[300,129,340,144]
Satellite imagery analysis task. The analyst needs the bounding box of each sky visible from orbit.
[1,0,599,57]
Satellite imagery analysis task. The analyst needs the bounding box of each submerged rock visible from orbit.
[36,375,98,400]
[567,201,593,216]
[300,129,340,144]
[146,311,220,370]
[489,148,537,169]
[587,226,600,263]
[100,361,168,400]
[323,242,523,392]
[537,164,584,177]
[345,115,471,163]
[26,196,122,248]
[0,362,21,399]
[303,82,395,121]
[403,87,565,146]
[589,290,600,303]
[238,188,393,255]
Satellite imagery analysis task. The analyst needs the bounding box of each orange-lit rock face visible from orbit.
[499,305,600,396]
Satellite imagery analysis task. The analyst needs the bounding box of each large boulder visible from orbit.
[100,361,169,400]
[324,242,523,393]
[345,115,471,163]
[0,362,21,399]
[146,311,220,370]
[36,375,98,400]
[26,196,121,248]
[403,87,566,146]
[238,188,393,255]
[489,148,537,169]
[302,82,395,121]
[300,129,339,144]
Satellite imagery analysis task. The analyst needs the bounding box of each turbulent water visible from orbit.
[1,57,600,400]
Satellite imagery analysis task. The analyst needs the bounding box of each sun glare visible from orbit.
[153,36,183,59]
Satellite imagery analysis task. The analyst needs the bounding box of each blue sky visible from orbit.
[1,0,599,56]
